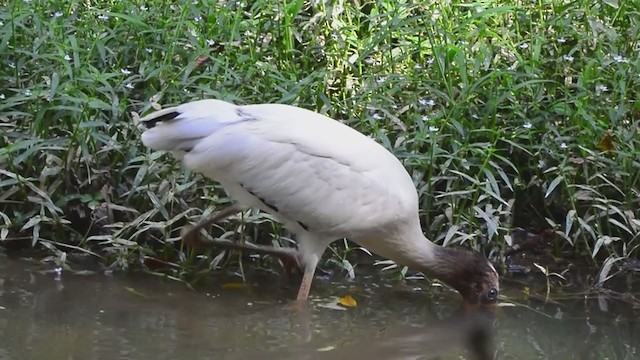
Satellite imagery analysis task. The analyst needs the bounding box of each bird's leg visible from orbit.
[296,257,319,301]
[181,205,302,272]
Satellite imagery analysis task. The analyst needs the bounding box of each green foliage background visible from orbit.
[1,0,639,282]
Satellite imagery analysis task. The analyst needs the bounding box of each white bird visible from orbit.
[139,99,499,305]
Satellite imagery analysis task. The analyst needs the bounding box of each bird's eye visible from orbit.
[486,288,498,302]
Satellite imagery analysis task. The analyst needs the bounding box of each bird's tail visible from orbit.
[139,99,238,153]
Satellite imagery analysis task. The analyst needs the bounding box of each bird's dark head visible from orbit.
[433,247,499,306]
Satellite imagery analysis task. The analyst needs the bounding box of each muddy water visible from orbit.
[0,258,638,360]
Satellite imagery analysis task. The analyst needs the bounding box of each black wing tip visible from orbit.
[142,110,180,129]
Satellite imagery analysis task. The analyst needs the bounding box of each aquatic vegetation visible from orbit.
[0,1,638,288]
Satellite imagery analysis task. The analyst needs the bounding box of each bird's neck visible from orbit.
[396,221,460,284]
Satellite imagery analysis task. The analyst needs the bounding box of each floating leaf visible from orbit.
[338,294,357,308]
[317,346,336,352]
[124,287,148,298]
[318,298,348,311]
[222,282,247,290]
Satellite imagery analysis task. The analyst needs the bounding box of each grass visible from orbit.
[1,0,639,287]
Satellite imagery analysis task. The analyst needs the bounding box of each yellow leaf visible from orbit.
[597,129,614,152]
[222,282,247,290]
[338,294,357,308]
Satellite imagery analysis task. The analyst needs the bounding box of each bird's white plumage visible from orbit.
[142,100,419,238]
[140,99,500,303]
[140,99,447,298]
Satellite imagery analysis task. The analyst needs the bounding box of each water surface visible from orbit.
[0,257,638,359]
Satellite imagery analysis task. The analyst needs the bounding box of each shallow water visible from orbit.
[0,257,638,360]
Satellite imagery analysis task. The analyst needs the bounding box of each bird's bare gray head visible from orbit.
[433,247,499,306]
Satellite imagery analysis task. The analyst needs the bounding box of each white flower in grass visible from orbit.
[557,37,566,43]
[64,54,71,61]
[426,57,434,65]
[421,115,429,122]
[120,68,132,75]
[8,62,15,69]
[125,83,134,90]
[428,126,439,132]
[0,94,5,100]
[140,5,148,11]
[189,28,198,37]
[24,89,32,96]
[595,84,608,95]
[53,11,63,18]
[519,43,529,49]
[376,76,387,85]
[418,98,435,107]
[0,21,3,26]
[563,55,574,62]
[170,5,177,11]
[537,160,546,169]
[145,48,152,53]
[194,16,202,22]
[612,55,629,63]
[523,122,532,129]
[206,39,215,46]
[560,142,568,149]
[372,113,383,120]
[97,14,109,20]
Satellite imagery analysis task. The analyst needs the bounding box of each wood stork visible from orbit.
[139,99,499,305]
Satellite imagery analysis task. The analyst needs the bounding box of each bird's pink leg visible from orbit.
[296,257,318,301]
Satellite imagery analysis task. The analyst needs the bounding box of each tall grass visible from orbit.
[1,0,639,284]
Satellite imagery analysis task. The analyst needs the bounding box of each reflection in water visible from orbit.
[317,308,496,360]
[0,258,638,359]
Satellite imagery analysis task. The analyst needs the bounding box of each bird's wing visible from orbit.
[141,100,419,236]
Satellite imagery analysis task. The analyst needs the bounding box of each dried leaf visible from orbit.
[597,129,614,152]
[194,56,211,70]
[568,157,585,165]
[338,294,357,308]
